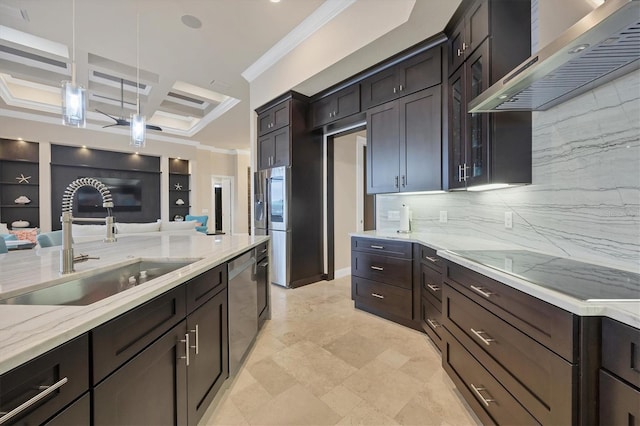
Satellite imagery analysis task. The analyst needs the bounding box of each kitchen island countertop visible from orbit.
[351,230,640,328]
[0,233,269,375]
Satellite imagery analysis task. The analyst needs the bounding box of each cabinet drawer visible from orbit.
[444,284,576,425]
[44,392,90,426]
[352,251,412,289]
[186,264,227,314]
[420,262,442,302]
[352,276,412,320]
[0,334,89,426]
[351,237,412,258]
[419,245,442,272]
[421,296,443,349]
[92,286,186,384]
[442,328,539,426]
[602,318,640,388]
[445,261,577,362]
[600,369,640,425]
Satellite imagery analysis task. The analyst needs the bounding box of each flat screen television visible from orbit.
[76,177,143,212]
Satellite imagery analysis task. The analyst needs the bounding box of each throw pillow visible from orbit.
[1,233,17,241]
[10,229,39,243]
[160,220,197,231]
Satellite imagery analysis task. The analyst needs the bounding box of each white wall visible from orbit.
[333,132,360,273]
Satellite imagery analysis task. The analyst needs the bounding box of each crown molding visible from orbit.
[241,0,356,82]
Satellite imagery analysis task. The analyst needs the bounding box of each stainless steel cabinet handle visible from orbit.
[470,384,495,407]
[393,87,397,94]
[425,256,439,263]
[471,328,495,346]
[399,84,404,92]
[371,293,385,299]
[370,245,384,249]
[427,319,441,329]
[427,284,440,292]
[462,42,468,51]
[370,266,384,271]
[395,176,399,188]
[261,248,268,254]
[180,333,190,366]
[457,48,462,57]
[463,163,469,181]
[458,164,463,182]
[401,175,406,187]
[190,324,199,355]
[259,261,269,267]
[470,285,493,298]
[0,377,68,424]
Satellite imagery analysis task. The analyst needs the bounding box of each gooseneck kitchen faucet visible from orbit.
[60,177,116,274]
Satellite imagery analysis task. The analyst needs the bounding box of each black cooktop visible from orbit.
[450,250,640,302]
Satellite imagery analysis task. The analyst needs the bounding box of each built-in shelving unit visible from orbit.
[0,139,40,229]
[169,158,190,221]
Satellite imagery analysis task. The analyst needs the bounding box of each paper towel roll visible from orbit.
[399,204,410,233]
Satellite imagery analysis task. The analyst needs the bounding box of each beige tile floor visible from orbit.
[200,276,480,426]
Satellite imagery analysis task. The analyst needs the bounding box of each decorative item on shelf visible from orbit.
[174,215,184,221]
[61,0,86,128]
[175,198,185,205]
[15,174,31,184]
[11,220,30,228]
[14,195,31,204]
[174,183,183,190]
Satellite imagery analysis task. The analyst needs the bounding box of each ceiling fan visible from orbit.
[96,78,162,131]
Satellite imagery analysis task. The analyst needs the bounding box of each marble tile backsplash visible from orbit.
[377,70,640,272]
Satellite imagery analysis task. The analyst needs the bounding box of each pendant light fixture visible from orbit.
[61,0,86,127]
[130,12,145,147]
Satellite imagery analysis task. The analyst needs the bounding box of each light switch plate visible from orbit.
[504,212,513,229]
[439,211,448,223]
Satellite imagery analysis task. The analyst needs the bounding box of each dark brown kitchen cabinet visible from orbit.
[351,237,417,329]
[445,0,532,190]
[418,245,444,350]
[256,242,269,327]
[447,0,489,75]
[442,260,578,425]
[93,321,189,425]
[44,393,90,426]
[258,126,290,170]
[361,46,441,110]
[600,318,640,425]
[367,86,442,194]
[0,334,88,426]
[257,101,289,136]
[311,84,360,128]
[187,288,228,424]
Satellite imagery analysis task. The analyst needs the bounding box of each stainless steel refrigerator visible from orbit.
[254,166,291,287]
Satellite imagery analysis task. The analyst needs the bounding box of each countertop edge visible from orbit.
[0,236,269,375]
[350,231,639,328]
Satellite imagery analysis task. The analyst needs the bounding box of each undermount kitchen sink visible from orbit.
[0,259,199,306]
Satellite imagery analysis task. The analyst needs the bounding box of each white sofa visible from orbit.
[73,220,200,243]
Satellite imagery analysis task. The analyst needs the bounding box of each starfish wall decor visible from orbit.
[16,174,31,184]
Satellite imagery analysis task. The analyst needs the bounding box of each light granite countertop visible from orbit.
[0,233,269,375]
[351,230,640,329]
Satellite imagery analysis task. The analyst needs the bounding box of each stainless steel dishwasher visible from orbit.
[227,249,258,375]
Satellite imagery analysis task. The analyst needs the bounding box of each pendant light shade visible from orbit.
[61,79,86,127]
[130,113,145,147]
[130,12,145,148]
[61,0,86,128]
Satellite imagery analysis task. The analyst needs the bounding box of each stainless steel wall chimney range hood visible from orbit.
[469,0,640,112]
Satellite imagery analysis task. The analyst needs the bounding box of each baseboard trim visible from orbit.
[334,267,351,279]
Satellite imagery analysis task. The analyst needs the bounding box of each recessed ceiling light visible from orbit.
[181,15,202,29]
[81,145,87,148]
[270,0,281,3]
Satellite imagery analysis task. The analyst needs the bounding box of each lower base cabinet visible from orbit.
[93,321,188,425]
[45,393,91,426]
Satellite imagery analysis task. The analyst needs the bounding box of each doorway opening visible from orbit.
[323,122,374,280]
[210,175,233,235]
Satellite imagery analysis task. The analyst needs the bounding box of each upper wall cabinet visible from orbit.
[367,85,442,194]
[361,47,442,110]
[310,85,360,129]
[445,0,532,190]
[447,0,489,75]
[257,102,290,137]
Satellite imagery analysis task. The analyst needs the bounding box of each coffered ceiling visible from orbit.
[0,0,459,152]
